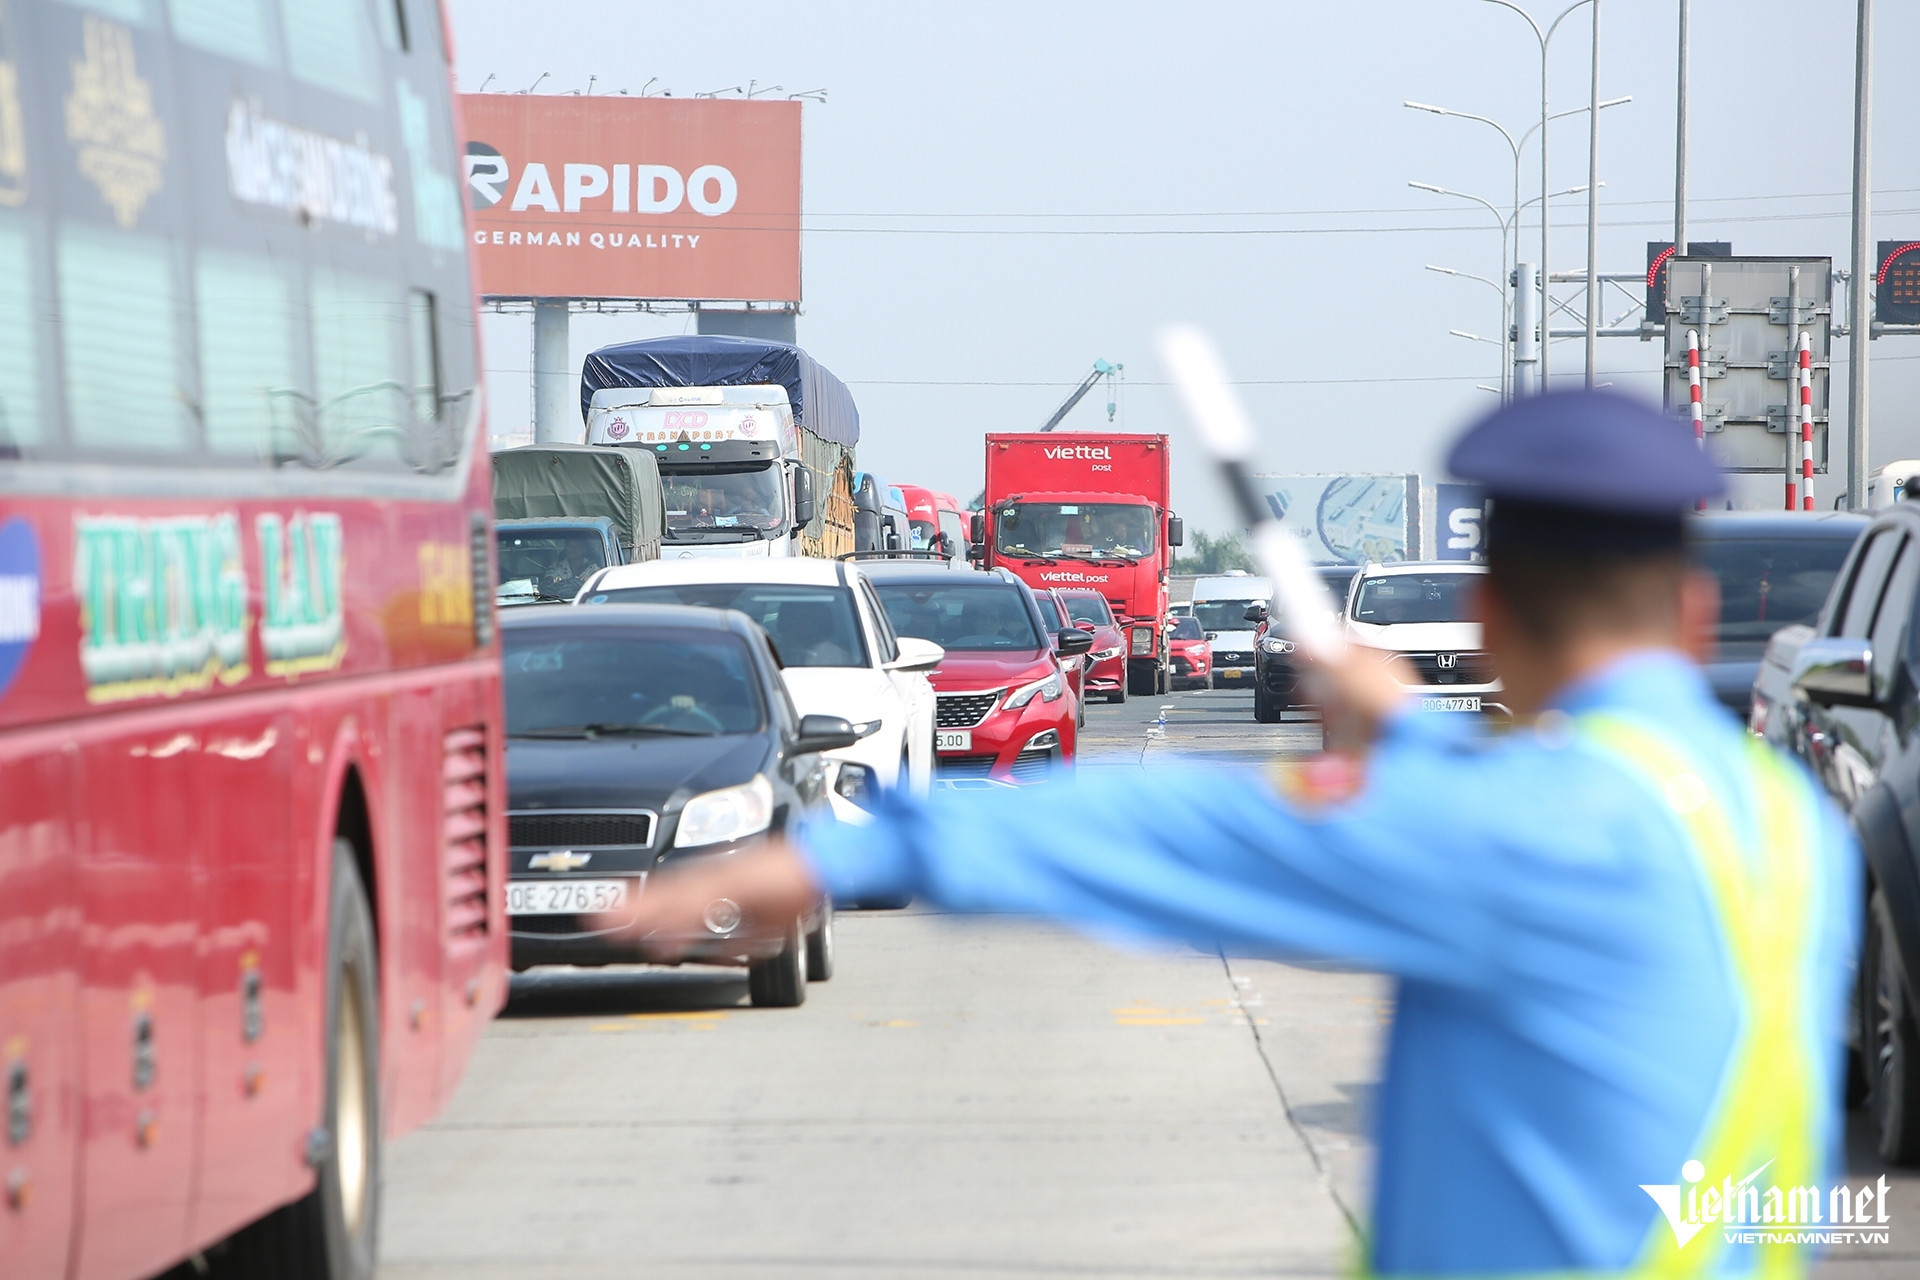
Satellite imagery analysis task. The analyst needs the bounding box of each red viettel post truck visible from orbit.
[974,433,1184,695]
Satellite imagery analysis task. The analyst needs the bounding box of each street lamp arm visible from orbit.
[1403,101,1521,158]
[1518,95,1629,151]
[1478,0,1546,45]
[1410,180,1504,228]
[1545,0,1596,44]
[1426,264,1505,299]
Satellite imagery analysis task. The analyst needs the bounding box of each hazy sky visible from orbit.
[449,0,1920,529]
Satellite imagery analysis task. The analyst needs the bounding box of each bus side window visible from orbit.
[197,249,303,462]
[56,223,193,452]
[0,213,42,453]
[310,265,405,468]
[409,289,441,422]
[280,0,380,103]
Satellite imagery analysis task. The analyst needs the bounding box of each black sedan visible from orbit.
[502,605,857,1007]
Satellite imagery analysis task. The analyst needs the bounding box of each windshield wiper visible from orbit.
[513,723,713,739]
[1004,549,1060,565]
[1054,551,1138,566]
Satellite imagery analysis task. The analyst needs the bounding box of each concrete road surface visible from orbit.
[380,685,1918,1278]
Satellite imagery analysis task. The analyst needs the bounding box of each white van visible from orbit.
[1188,573,1273,688]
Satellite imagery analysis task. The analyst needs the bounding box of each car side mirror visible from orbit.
[795,713,861,753]
[970,511,984,544]
[1243,603,1269,623]
[1792,637,1878,708]
[1056,628,1094,657]
[1167,515,1184,547]
[1204,631,1218,641]
[791,465,816,529]
[885,636,945,673]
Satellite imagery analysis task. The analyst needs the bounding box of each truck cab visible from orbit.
[975,433,1182,696]
[495,516,625,606]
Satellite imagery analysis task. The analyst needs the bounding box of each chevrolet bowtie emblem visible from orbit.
[529,850,592,872]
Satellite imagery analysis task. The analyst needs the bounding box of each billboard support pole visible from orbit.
[1514,263,1539,394]
[533,299,572,444]
[1847,0,1872,509]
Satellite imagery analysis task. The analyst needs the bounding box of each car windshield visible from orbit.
[585,583,867,668]
[1692,536,1856,644]
[661,463,785,534]
[503,630,764,737]
[1032,593,1065,631]
[1352,574,1477,625]
[1192,598,1262,632]
[994,501,1155,559]
[1061,594,1114,627]
[495,530,609,598]
[875,582,1043,651]
[1171,616,1205,641]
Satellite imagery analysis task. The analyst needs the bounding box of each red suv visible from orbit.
[1054,586,1129,704]
[867,566,1092,783]
[1168,615,1213,689]
[1030,586,1089,722]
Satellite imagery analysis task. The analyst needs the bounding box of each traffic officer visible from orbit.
[628,390,1859,1278]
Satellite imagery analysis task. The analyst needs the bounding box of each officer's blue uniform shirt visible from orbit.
[798,651,1859,1276]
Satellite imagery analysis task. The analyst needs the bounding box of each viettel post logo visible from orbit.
[1640,1159,1894,1248]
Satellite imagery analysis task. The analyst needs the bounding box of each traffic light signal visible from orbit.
[1877,241,1920,326]
[1645,241,1733,328]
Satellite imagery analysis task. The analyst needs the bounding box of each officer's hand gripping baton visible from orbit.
[1158,326,1348,662]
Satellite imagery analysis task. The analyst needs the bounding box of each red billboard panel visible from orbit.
[460,96,800,302]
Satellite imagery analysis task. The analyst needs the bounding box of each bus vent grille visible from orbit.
[444,726,490,943]
[469,512,495,649]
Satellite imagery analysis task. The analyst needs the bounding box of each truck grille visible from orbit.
[443,727,491,944]
[509,811,655,849]
[1403,652,1495,686]
[936,691,1002,728]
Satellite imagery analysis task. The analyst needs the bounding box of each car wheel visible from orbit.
[1253,684,1282,724]
[748,921,808,1008]
[805,899,835,983]
[1109,683,1126,705]
[203,843,380,1279]
[1863,887,1920,1164]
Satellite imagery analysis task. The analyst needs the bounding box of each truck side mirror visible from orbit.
[1167,515,1184,547]
[792,465,816,529]
[966,543,985,563]
[970,511,984,544]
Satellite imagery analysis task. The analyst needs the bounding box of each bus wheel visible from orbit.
[209,842,381,1279]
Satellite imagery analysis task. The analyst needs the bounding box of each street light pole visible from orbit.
[1847,0,1873,508]
[1674,0,1689,254]
[1584,1,1601,387]
[1480,0,1598,392]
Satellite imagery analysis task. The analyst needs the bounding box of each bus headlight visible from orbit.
[675,775,774,848]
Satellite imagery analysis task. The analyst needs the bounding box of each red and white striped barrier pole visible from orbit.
[1688,330,1706,509]
[1798,331,1815,511]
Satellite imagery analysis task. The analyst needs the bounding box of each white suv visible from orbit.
[1344,562,1507,717]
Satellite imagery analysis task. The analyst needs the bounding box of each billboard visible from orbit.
[461,95,801,302]
[1255,475,1414,565]
[1432,483,1486,562]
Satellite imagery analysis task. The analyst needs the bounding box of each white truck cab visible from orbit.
[586,385,813,559]
[1188,572,1273,688]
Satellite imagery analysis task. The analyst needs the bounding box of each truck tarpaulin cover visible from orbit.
[579,335,860,447]
[492,444,666,559]
[461,95,800,301]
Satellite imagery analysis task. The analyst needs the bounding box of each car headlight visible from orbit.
[1259,636,1296,655]
[1004,673,1063,709]
[674,775,775,848]
[1088,645,1124,661]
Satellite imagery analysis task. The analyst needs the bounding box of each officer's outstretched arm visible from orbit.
[625,726,1498,988]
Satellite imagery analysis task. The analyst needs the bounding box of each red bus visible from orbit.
[0,3,506,1278]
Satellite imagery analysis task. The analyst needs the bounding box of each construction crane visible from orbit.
[1038,359,1123,432]
[968,360,1125,509]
